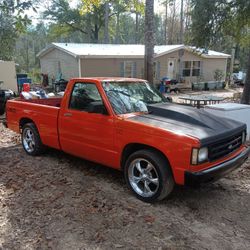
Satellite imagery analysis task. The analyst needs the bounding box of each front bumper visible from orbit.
[185,147,250,186]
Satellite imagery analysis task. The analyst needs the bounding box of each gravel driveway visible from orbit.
[0,123,250,249]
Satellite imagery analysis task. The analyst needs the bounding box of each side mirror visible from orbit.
[88,101,108,114]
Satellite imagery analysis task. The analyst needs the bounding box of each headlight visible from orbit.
[191,147,208,165]
[242,131,246,144]
[198,147,208,163]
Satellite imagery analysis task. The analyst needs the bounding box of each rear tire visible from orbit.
[21,123,45,156]
[124,149,174,203]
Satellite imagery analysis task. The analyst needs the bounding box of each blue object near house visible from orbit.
[159,82,166,93]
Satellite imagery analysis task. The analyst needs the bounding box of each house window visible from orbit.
[120,61,137,77]
[182,61,192,77]
[192,61,201,76]
[182,61,201,77]
[124,61,133,77]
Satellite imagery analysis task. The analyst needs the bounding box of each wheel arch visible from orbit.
[121,143,171,171]
[19,117,37,131]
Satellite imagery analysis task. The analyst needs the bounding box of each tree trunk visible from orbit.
[241,51,250,104]
[164,1,168,44]
[169,0,176,44]
[25,37,29,73]
[135,12,139,43]
[185,0,191,31]
[104,2,109,43]
[93,7,99,43]
[229,44,236,85]
[179,0,184,44]
[115,13,120,44]
[144,0,155,83]
[94,24,99,43]
[86,14,92,42]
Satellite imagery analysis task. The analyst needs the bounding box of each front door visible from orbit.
[59,81,117,167]
[167,59,175,79]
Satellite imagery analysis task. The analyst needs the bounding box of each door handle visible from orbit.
[64,112,72,117]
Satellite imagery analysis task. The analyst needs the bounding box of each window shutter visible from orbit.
[132,62,137,78]
[120,62,125,77]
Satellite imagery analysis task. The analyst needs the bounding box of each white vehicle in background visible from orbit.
[233,71,246,85]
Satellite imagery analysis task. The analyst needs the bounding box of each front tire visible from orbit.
[124,149,174,203]
[21,123,45,156]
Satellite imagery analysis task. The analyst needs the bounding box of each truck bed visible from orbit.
[6,97,62,149]
[15,97,62,107]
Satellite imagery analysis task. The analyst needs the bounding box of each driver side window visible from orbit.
[69,82,102,111]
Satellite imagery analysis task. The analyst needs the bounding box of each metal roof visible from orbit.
[37,43,230,59]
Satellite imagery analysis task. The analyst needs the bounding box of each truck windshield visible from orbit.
[102,81,167,114]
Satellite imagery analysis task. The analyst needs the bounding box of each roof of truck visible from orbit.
[71,77,145,82]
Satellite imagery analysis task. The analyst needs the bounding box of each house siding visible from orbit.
[40,48,78,81]
[155,50,202,80]
[80,58,144,79]
[155,50,228,84]
[202,58,228,82]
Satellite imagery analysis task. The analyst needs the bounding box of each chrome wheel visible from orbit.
[128,158,159,198]
[23,128,35,153]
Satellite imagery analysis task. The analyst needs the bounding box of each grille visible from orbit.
[208,132,243,161]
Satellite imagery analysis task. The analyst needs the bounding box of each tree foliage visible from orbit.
[44,0,144,43]
[190,0,250,48]
[190,0,250,103]
[0,0,34,60]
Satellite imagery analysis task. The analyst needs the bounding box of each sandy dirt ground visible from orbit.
[0,121,250,249]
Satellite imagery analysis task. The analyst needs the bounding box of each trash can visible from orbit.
[205,103,250,140]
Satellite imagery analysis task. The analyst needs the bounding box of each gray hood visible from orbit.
[128,103,246,145]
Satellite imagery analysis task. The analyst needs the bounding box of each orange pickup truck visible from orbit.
[6,78,250,202]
